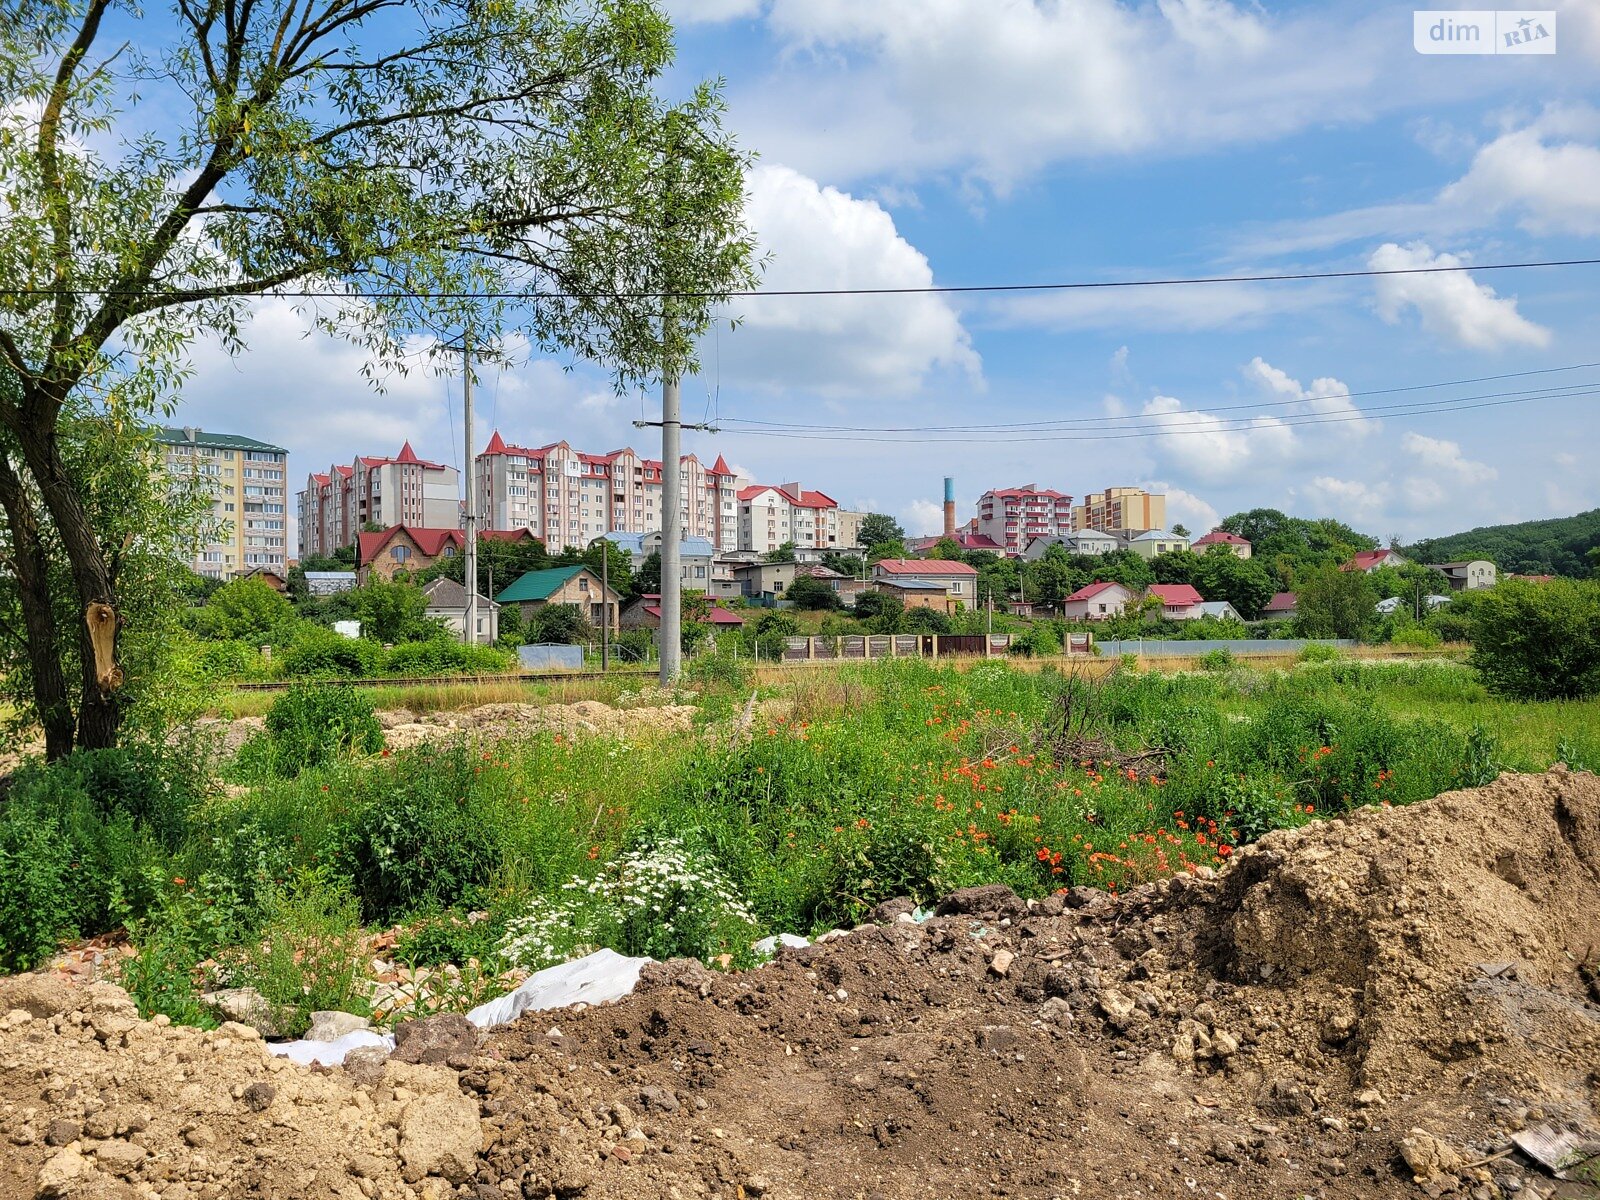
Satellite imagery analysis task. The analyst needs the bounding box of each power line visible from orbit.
[719,361,1600,433]
[719,384,1595,444]
[4,256,1599,302]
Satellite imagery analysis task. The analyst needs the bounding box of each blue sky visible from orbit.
[171,0,1600,541]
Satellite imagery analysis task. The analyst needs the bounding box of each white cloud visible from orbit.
[1143,482,1219,534]
[741,0,1412,187]
[1242,356,1375,436]
[902,498,946,536]
[1136,394,1295,484]
[1301,476,1391,521]
[1400,432,1497,486]
[1368,242,1551,350]
[715,165,979,395]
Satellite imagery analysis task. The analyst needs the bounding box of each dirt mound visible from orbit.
[3,770,1597,1200]
[381,700,697,750]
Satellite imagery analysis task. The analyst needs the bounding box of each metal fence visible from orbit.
[1092,638,1355,657]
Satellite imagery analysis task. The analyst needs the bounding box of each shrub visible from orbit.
[1199,648,1235,672]
[0,809,76,972]
[684,651,751,692]
[1297,641,1341,664]
[282,625,383,678]
[384,639,516,676]
[1469,578,1600,700]
[1390,626,1441,650]
[334,744,505,922]
[248,685,383,778]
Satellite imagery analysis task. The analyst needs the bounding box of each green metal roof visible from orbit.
[496,565,586,603]
[156,426,288,454]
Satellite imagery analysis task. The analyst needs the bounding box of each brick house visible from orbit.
[356,525,538,583]
[495,565,623,632]
[871,559,978,608]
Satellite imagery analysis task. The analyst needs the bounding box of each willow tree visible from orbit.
[0,0,756,754]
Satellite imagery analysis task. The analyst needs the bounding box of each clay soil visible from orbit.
[3,768,1598,1200]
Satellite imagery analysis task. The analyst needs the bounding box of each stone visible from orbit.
[183,1125,216,1149]
[989,949,1015,977]
[241,1082,276,1112]
[201,988,287,1038]
[392,1012,479,1069]
[306,1011,373,1042]
[1353,1088,1385,1107]
[866,897,917,925]
[744,1176,771,1197]
[398,1091,483,1182]
[84,1110,118,1140]
[934,884,1025,919]
[43,1119,81,1147]
[1097,989,1139,1030]
[1399,1128,1463,1181]
[1038,997,1073,1025]
[37,1147,91,1196]
[343,1046,391,1087]
[1211,1029,1240,1058]
[93,1138,149,1175]
[639,1085,679,1114]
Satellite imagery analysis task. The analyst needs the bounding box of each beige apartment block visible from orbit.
[159,426,289,579]
[1073,486,1167,534]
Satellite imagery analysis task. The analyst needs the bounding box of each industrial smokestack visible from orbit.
[943,477,956,538]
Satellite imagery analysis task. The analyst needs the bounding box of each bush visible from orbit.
[684,651,751,692]
[1469,578,1600,700]
[245,685,383,779]
[1199,648,1235,672]
[1390,626,1441,650]
[383,639,516,676]
[1297,642,1342,664]
[334,743,506,922]
[282,625,383,677]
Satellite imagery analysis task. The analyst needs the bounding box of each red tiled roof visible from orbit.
[908,532,1004,553]
[483,430,508,454]
[983,487,1071,501]
[1147,583,1203,607]
[1193,530,1249,547]
[708,454,733,476]
[357,525,531,564]
[1264,591,1298,612]
[1065,581,1128,602]
[875,558,978,576]
[639,598,744,625]
[1344,549,1400,571]
[334,464,353,478]
[737,483,838,509]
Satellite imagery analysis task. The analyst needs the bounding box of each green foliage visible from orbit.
[246,686,383,779]
[351,579,433,644]
[858,514,906,547]
[1390,625,1442,649]
[1406,508,1600,578]
[281,626,385,678]
[1194,547,1277,620]
[613,628,657,663]
[334,744,507,922]
[384,639,516,676]
[1298,642,1342,663]
[1468,578,1600,700]
[785,574,842,610]
[903,606,952,634]
[765,541,798,563]
[684,651,752,691]
[527,603,594,646]
[190,578,296,643]
[1200,648,1235,671]
[1293,564,1376,640]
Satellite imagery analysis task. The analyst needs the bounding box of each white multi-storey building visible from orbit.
[736,482,842,554]
[298,442,460,558]
[475,433,743,551]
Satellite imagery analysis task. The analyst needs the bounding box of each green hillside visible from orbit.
[1405,508,1600,578]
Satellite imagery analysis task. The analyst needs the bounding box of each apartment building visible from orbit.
[298,442,460,558]
[975,485,1074,557]
[833,508,868,551]
[157,426,289,579]
[476,434,742,552]
[737,482,843,554]
[1072,486,1166,534]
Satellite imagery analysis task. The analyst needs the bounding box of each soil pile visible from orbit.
[3,769,1597,1200]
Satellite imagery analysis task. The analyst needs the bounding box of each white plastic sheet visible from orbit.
[268,1028,392,1066]
[466,947,650,1028]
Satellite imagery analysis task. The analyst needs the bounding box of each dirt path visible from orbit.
[4,769,1598,1200]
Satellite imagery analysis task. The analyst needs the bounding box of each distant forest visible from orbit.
[1404,508,1600,578]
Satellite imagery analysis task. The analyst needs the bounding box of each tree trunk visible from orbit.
[0,453,76,759]
[11,408,124,751]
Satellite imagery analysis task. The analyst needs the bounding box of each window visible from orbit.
[442,545,456,558]
[391,545,411,562]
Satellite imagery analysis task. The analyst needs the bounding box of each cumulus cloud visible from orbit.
[1143,482,1220,534]
[1242,356,1375,436]
[1368,242,1551,350]
[739,0,1411,187]
[663,0,763,23]
[996,280,1333,332]
[715,165,979,395]
[1136,394,1295,484]
[1301,476,1391,521]
[1400,432,1497,486]
[902,498,946,536]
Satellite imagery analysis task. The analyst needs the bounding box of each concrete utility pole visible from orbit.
[660,351,683,683]
[463,333,477,645]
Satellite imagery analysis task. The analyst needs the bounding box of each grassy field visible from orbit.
[3,653,1592,1032]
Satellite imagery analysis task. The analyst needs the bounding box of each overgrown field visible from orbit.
[2,656,1595,1035]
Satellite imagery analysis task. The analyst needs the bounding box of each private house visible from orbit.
[239,567,288,592]
[620,594,746,632]
[1262,592,1298,621]
[1022,530,1119,559]
[729,560,810,605]
[1146,583,1204,620]
[1061,581,1137,621]
[603,531,717,590]
[356,525,538,583]
[1427,560,1497,591]
[421,576,500,643]
[875,578,957,614]
[495,565,622,633]
[1124,530,1191,560]
[1343,548,1407,573]
[871,559,978,607]
[1193,600,1244,622]
[906,530,1005,555]
[1191,530,1252,559]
